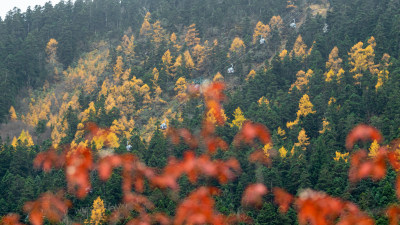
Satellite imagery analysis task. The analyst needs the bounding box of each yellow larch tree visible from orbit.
[140,12,152,37]
[86,197,106,225]
[184,50,195,70]
[325,46,344,82]
[152,20,166,48]
[294,128,310,151]
[173,54,183,74]
[206,108,227,125]
[120,35,135,65]
[140,84,152,105]
[368,139,380,157]
[269,15,283,30]
[185,24,200,47]
[319,118,330,134]
[333,152,349,162]
[105,95,117,113]
[162,49,173,75]
[263,143,273,158]
[277,127,287,140]
[46,38,58,65]
[213,72,224,82]
[170,32,181,51]
[348,36,377,85]
[289,69,313,92]
[9,106,17,121]
[192,44,208,71]
[279,49,288,60]
[376,53,391,90]
[258,96,270,106]
[152,67,160,85]
[113,56,124,83]
[279,146,288,158]
[246,70,256,81]
[292,35,307,58]
[12,130,34,147]
[231,107,246,129]
[253,21,271,44]
[174,77,188,102]
[287,94,316,129]
[229,37,246,56]
[11,136,18,148]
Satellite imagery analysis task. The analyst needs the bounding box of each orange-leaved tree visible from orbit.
[4,81,400,225]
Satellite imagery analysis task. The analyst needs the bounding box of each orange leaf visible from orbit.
[346,124,382,150]
[241,183,268,207]
[273,187,294,213]
[1,214,24,225]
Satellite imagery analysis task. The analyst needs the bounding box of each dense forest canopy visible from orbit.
[1,0,400,224]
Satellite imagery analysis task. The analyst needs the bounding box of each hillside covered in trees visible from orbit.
[2,0,400,224]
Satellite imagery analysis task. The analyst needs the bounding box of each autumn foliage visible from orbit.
[5,81,400,225]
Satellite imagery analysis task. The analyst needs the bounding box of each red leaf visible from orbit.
[1,214,24,225]
[273,187,294,213]
[387,205,400,225]
[346,124,383,150]
[241,183,268,207]
[234,121,271,146]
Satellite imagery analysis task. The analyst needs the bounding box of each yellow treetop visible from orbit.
[113,56,124,82]
[16,130,34,147]
[87,196,106,225]
[46,38,58,64]
[105,95,117,112]
[120,35,135,64]
[279,49,288,60]
[269,15,283,30]
[192,44,207,70]
[162,49,172,66]
[229,37,246,54]
[152,67,159,83]
[253,21,271,44]
[325,46,344,82]
[289,69,313,92]
[319,118,330,134]
[170,32,177,43]
[174,77,188,102]
[376,53,391,90]
[246,70,256,81]
[348,37,377,84]
[258,96,270,106]
[185,24,200,47]
[263,143,273,158]
[139,84,150,96]
[292,35,307,58]
[173,55,183,72]
[152,20,166,48]
[294,128,310,151]
[11,136,18,148]
[297,94,316,118]
[140,12,152,37]
[231,107,246,129]
[368,139,380,157]
[9,106,17,121]
[213,72,224,82]
[184,50,195,70]
[277,127,286,140]
[333,151,349,162]
[279,146,288,158]
[206,108,227,125]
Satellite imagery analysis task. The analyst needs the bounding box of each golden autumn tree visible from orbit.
[119,35,135,65]
[85,196,106,225]
[292,128,310,154]
[46,38,59,65]
[253,21,270,44]
[263,143,273,158]
[173,54,183,74]
[170,32,181,51]
[206,108,227,125]
[269,15,283,30]
[174,77,187,102]
[348,37,377,85]
[287,94,316,129]
[231,107,246,129]
[192,43,208,71]
[368,139,380,157]
[140,12,152,37]
[289,69,313,92]
[113,56,124,83]
[258,96,270,106]
[229,37,246,57]
[319,118,330,134]
[376,53,391,90]
[246,70,256,81]
[292,35,307,58]
[213,72,224,82]
[140,84,152,105]
[162,49,173,75]
[279,49,288,60]
[279,146,288,158]
[152,20,166,48]
[9,106,17,121]
[184,50,195,71]
[333,151,349,162]
[185,24,200,47]
[325,46,345,82]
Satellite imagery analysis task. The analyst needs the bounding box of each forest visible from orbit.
[2,0,400,224]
